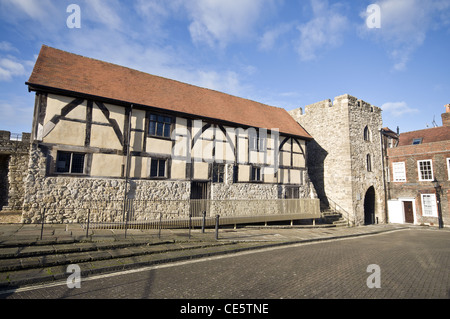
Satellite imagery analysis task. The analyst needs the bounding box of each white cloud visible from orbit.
[184,0,275,48]
[360,0,450,71]
[259,23,294,51]
[0,57,26,81]
[296,0,348,61]
[381,101,419,117]
[0,41,18,52]
[84,0,124,31]
[0,0,59,25]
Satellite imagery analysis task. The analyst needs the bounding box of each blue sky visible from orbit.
[0,0,449,135]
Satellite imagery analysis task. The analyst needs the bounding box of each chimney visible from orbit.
[442,104,450,127]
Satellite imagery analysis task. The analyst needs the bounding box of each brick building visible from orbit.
[387,105,450,227]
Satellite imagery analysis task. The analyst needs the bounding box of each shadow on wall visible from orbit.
[306,139,328,208]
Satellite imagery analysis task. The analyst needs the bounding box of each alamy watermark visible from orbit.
[67,4,81,29]
[366,4,381,29]
[67,264,81,288]
[366,264,381,289]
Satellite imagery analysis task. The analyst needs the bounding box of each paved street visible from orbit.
[2,227,449,301]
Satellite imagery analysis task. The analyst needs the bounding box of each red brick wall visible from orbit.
[387,140,449,226]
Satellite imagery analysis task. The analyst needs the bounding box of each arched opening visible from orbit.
[364,186,376,225]
[366,154,372,172]
[0,155,10,210]
[364,126,371,141]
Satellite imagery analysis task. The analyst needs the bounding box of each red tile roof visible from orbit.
[26,45,311,139]
[398,126,450,146]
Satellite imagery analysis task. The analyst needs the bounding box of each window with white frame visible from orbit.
[249,132,266,152]
[421,194,438,217]
[392,162,406,182]
[417,160,433,181]
[447,158,450,180]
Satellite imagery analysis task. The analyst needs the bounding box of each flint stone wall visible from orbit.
[289,94,385,225]
[0,131,31,212]
[22,146,318,224]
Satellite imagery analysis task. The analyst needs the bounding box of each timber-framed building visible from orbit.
[21,45,318,224]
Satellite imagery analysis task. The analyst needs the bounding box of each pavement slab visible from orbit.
[0,223,433,291]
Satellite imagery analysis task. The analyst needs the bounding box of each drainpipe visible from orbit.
[380,129,388,224]
[123,104,134,222]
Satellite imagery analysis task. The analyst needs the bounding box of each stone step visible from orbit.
[0,241,235,273]
[0,211,22,224]
[333,219,348,227]
[0,241,266,289]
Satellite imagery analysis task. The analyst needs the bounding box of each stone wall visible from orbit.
[0,131,31,213]
[22,145,318,224]
[289,94,386,225]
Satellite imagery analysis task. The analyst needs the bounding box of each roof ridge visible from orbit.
[400,125,449,135]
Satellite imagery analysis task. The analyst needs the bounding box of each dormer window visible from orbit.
[412,138,422,145]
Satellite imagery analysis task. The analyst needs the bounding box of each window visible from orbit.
[150,158,167,178]
[212,163,225,183]
[285,186,299,199]
[251,166,262,182]
[421,194,438,217]
[447,158,450,180]
[364,126,371,141]
[148,114,172,138]
[412,138,422,145]
[56,151,85,174]
[392,162,406,182]
[418,160,433,181]
[366,154,372,172]
[249,132,266,152]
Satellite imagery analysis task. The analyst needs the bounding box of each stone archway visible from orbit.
[364,186,376,225]
[0,154,10,210]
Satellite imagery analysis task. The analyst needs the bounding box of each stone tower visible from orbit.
[289,94,385,226]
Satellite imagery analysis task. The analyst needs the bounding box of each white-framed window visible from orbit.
[417,159,434,181]
[421,194,438,217]
[447,158,450,180]
[392,162,406,182]
[249,133,266,152]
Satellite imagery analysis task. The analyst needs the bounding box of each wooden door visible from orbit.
[403,201,414,224]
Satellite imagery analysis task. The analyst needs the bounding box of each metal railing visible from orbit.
[325,197,353,226]
[34,198,321,239]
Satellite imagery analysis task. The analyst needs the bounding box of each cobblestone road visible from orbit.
[3,228,450,300]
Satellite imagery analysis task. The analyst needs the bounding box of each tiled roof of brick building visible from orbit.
[398,126,450,146]
[26,45,311,139]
